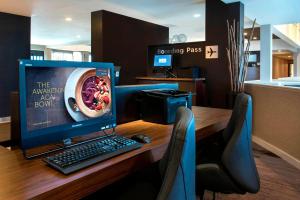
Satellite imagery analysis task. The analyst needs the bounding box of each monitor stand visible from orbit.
[165,68,177,78]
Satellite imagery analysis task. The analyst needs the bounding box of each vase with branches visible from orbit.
[226,18,256,106]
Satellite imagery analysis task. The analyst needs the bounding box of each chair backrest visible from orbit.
[157,107,196,200]
[222,93,260,193]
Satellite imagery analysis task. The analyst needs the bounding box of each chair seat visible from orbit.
[196,93,260,199]
[197,163,245,194]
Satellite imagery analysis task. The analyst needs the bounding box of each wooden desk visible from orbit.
[0,122,10,142]
[0,107,231,200]
[136,77,207,106]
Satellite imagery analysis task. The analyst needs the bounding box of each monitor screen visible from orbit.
[153,54,172,67]
[248,54,257,62]
[19,60,116,149]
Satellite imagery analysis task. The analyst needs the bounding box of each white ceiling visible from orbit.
[223,0,300,47]
[1,0,299,48]
[274,23,300,46]
[223,0,300,25]
[0,0,206,46]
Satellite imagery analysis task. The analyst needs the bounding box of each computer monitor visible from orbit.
[248,54,257,62]
[18,60,116,149]
[153,54,172,68]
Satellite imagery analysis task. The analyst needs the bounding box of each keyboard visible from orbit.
[43,134,143,174]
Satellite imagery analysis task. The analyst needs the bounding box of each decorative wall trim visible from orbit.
[253,136,300,170]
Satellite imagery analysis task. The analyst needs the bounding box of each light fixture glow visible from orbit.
[65,17,72,22]
[244,32,248,36]
[253,36,257,40]
[193,13,201,18]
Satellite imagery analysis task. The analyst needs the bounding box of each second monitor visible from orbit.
[153,54,173,68]
[153,54,176,78]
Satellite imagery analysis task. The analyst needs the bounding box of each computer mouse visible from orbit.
[131,134,152,144]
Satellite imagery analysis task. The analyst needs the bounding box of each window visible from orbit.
[73,52,83,61]
[31,50,44,60]
[51,51,83,61]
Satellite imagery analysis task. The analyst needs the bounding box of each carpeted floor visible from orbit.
[203,144,300,200]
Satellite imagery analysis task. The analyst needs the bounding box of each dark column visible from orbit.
[147,0,244,108]
[204,0,244,107]
[0,12,30,117]
[91,10,169,85]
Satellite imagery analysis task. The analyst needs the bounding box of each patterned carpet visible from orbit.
[203,144,300,200]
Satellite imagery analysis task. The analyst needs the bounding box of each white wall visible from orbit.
[245,83,300,170]
[31,44,91,61]
[47,45,91,52]
[249,39,298,52]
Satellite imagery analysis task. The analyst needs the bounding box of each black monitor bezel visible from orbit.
[19,60,116,149]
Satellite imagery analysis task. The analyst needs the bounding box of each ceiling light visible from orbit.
[244,32,248,36]
[253,36,257,40]
[65,17,72,22]
[193,14,201,18]
[288,56,292,58]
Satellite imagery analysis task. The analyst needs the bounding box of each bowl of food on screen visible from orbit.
[75,69,112,118]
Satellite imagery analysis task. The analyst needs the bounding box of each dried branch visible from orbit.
[226,19,256,93]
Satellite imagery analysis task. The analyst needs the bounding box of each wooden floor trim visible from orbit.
[253,136,300,170]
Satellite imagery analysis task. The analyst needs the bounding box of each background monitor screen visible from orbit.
[19,60,116,149]
[154,54,172,67]
[248,54,257,62]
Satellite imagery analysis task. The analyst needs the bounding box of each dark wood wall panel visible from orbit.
[205,0,244,107]
[91,10,169,85]
[0,12,30,117]
[148,0,244,108]
[91,0,243,107]
[148,42,205,71]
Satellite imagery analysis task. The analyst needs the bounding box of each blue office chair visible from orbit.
[197,93,260,200]
[116,107,196,200]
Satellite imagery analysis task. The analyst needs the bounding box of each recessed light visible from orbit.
[193,14,201,18]
[65,17,72,22]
